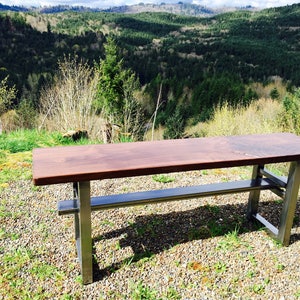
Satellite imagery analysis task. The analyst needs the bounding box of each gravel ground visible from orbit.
[1,168,300,299]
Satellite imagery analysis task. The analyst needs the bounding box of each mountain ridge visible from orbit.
[0,2,259,16]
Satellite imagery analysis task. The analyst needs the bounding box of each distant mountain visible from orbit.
[37,5,103,13]
[0,3,102,13]
[0,2,258,16]
[103,3,258,16]
[102,3,217,17]
[0,3,28,12]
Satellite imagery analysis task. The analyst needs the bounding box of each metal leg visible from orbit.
[277,161,300,246]
[74,181,93,284]
[247,165,263,219]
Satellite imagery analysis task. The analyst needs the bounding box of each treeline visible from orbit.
[0,13,105,108]
[0,4,300,126]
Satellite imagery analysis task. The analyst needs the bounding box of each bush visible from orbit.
[0,76,17,133]
[0,110,19,133]
[39,56,102,140]
[280,88,300,134]
[16,99,37,129]
[186,98,283,137]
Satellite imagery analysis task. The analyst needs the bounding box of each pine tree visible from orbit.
[95,37,145,141]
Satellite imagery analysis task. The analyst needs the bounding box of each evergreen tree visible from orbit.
[95,37,145,141]
[95,38,129,122]
[163,107,185,139]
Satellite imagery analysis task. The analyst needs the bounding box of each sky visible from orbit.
[1,0,299,9]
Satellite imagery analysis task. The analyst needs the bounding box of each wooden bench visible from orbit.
[32,133,300,284]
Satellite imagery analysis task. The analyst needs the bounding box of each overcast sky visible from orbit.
[1,0,299,9]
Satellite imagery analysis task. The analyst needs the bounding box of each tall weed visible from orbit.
[187,98,284,137]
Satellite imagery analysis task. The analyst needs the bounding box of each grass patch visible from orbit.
[0,246,66,298]
[0,227,20,240]
[204,203,221,214]
[152,174,175,183]
[251,283,265,295]
[130,280,181,300]
[30,262,64,280]
[188,225,211,240]
[0,247,34,297]
[129,217,163,237]
[0,129,96,153]
[130,281,159,300]
[214,261,227,274]
[216,226,250,251]
[0,150,32,187]
[206,220,231,237]
[0,129,52,153]
[295,290,300,297]
[0,129,101,187]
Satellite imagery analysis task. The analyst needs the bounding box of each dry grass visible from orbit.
[250,76,286,100]
[186,98,284,137]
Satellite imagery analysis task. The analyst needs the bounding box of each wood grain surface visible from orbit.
[33,133,300,185]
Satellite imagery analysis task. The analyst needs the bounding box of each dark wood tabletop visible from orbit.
[32,133,300,185]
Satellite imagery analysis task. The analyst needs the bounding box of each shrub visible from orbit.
[39,56,102,140]
[0,76,17,133]
[186,98,283,137]
[0,76,16,116]
[280,88,300,134]
[0,110,19,133]
[16,99,37,129]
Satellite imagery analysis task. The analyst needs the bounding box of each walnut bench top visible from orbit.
[32,133,300,186]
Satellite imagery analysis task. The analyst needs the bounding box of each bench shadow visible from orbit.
[91,200,300,281]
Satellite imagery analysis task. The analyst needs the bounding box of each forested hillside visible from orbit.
[0,3,299,125]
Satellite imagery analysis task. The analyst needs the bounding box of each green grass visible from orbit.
[0,129,96,153]
[295,290,300,297]
[129,280,181,300]
[30,262,64,280]
[204,204,221,214]
[214,261,227,274]
[216,226,250,251]
[130,281,159,300]
[0,129,101,187]
[0,247,66,298]
[0,150,32,186]
[128,217,163,237]
[152,174,175,183]
[251,283,265,295]
[0,129,55,153]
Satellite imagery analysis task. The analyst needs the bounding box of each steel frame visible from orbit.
[72,162,300,284]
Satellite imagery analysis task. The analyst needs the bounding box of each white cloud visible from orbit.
[1,0,299,8]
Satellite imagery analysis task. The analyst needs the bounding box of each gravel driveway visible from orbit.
[1,168,300,299]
